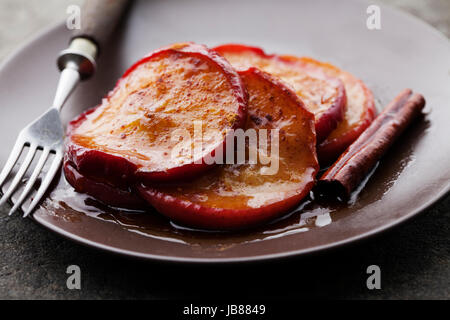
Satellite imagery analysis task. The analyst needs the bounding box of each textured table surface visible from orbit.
[0,0,449,299]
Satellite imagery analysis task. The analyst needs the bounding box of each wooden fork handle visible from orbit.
[72,0,131,56]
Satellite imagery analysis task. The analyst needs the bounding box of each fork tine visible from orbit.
[8,148,51,216]
[0,140,24,188]
[23,152,63,218]
[0,144,37,207]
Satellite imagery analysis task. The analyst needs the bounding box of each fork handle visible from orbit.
[57,0,130,80]
[54,0,130,109]
[72,0,131,56]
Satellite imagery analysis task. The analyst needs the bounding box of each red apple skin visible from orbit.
[65,42,248,186]
[138,185,312,230]
[313,86,346,144]
[317,86,376,165]
[63,161,147,210]
[213,44,346,143]
[138,68,319,230]
[279,56,376,165]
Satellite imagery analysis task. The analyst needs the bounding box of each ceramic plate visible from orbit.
[1,0,449,262]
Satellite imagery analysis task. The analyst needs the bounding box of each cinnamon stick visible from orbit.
[315,89,425,200]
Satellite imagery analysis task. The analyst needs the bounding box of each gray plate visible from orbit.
[0,0,449,263]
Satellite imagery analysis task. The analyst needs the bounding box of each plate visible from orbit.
[0,0,449,262]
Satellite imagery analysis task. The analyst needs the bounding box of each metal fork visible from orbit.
[0,0,129,217]
[0,40,95,217]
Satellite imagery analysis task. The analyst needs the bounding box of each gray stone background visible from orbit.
[0,0,449,299]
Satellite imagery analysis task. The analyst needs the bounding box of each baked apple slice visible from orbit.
[65,42,247,186]
[138,68,319,230]
[213,44,346,143]
[281,56,376,164]
[64,161,147,209]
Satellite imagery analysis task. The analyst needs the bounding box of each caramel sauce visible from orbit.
[42,173,341,246]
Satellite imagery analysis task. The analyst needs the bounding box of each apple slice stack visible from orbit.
[63,42,375,230]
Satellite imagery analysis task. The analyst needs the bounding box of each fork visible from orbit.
[0,0,130,217]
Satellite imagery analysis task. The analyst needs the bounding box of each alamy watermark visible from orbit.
[366,5,381,30]
[66,265,81,290]
[66,5,81,30]
[366,265,381,289]
[171,121,280,175]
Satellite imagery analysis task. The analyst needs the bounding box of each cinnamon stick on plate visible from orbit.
[315,89,426,200]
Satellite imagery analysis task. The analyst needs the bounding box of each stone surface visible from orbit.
[0,0,449,299]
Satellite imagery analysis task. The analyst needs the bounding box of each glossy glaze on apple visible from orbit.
[65,43,247,185]
[64,161,147,209]
[214,44,346,143]
[138,68,319,230]
[281,56,376,164]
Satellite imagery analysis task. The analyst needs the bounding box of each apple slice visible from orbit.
[138,68,319,230]
[214,44,346,143]
[65,43,247,186]
[64,161,147,210]
[281,56,376,164]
